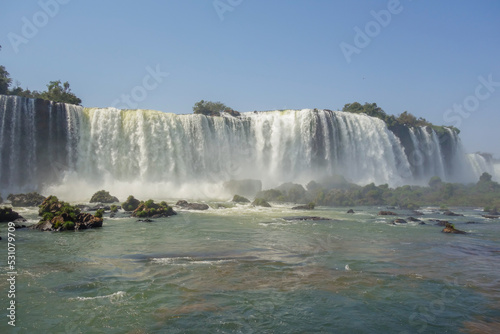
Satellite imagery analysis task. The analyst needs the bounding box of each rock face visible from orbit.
[7,192,45,207]
[175,200,209,210]
[378,211,397,216]
[90,190,119,203]
[232,195,250,203]
[442,222,466,234]
[251,198,271,208]
[0,207,23,222]
[133,200,177,217]
[31,195,103,232]
[292,202,315,210]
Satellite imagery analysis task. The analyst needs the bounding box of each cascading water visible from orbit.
[0,95,495,200]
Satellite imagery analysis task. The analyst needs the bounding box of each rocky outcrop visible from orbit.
[90,190,119,203]
[0,207,23,222]
[292,203,315,210]
[176,200,209,210]
[122,195,141,211]
[31,195,103,232]
[442,222,466,234]
[133,200,177,217]
[7,192,45,207]
[251,198,271,208]
[232,195,250,203]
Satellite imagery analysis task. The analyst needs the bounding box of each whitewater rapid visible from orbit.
[0,95,493,201]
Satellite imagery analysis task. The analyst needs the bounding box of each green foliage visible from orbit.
[95,209,105,218]
[110,205,118,213]
[342,102,458,134]
[90,190,118,203]
[0,65,12,95]
[0,64,82,105]
[131,199,176,218]
[63,221,75,230]
[479,172,492,183]
[193,100,229,116]
[428,176,442,188]
[122,195,140,212]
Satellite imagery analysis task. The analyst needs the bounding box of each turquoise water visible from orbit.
[1,204,500,333]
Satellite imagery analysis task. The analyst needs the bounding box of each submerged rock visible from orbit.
[482,215,499,219]
[407,216,422,222]
[347,209,355,214]
[442,222,466,234]
[443,210,464,217]
[0,207,23,222]
[378,211,397,216]
[7,192,45,207]
[431,219,449,226]
[391,219,407,225]
[282,216,332,221]
[176,200,209,210]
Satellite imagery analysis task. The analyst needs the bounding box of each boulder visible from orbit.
[431,219,449,226]
[133,200,177,217]
[378,211,397,216]
[391,219,407,224]
[0,207,23,222]
[347,209,355,214]
[175,200,209,210]
[7,192,45,207]
[75,213,103,230]
[251,198,271,208]
[122,195,141,211]
[407,216,422,222]
[442,222,466,234]
[90,190,119,203]
[232,195,250,203]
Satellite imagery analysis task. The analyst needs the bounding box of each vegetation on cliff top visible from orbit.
[342,102,459,134]
[0,62,81,105]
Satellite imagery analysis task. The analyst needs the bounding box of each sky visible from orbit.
[1,0,500,156]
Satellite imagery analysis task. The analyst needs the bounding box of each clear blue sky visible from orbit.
[1,0,500,156]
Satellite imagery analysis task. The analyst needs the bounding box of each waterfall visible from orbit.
[0,95,495,200]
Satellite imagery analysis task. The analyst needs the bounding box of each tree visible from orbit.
[193,100,228,116]
[37,80,82,105]
[479,172,492,183]
[0,65,12,95]
[428,176,442,188]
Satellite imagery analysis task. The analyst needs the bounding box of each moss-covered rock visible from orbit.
[90,190,119,203]
[122,195,141,212]
[7,192,45,207]
[176,200,209,210]
[32,195,103,231]
[132,200,176,218]
[0,207,23,222]
[252,198,271,208]
[442,222,466,234]
[292,202,315,210]
[232,195,250,203]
